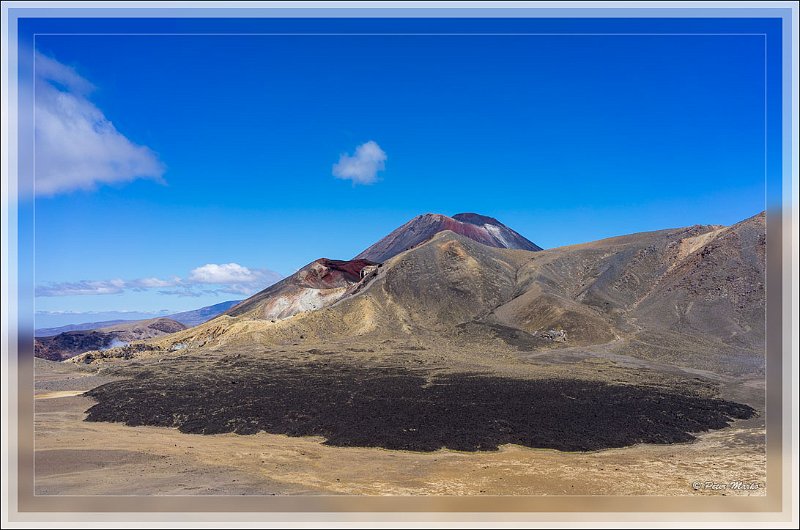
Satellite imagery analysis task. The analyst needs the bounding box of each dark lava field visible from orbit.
[83,359,755,452]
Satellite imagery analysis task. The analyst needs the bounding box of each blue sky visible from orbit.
[19,17,779,326]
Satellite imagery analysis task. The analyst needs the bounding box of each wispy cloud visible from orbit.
[130,277,181,289]
[156,287,211,298]
[36,263,281,298]
[35,279,128,297]
[332,140,387,185]
[34,51,165,196]
[36,309,170,316]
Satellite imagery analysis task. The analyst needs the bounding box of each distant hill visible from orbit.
[35,300,241,337]
[34,318,187,361]
[166,300,242,327]
[35,319,132,337]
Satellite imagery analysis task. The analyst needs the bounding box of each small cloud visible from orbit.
[189,263,259,284]
[130,277,180,289]
[33,51,165,196]
[189,263,282,297]
[332,140,386,185]
[127,276,182,292]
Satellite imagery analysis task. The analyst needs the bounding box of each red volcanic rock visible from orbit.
[297,259,380,289]
[355,213,541,263]
[225,258,381,320]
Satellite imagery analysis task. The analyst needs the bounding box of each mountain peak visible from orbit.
[355,212,541,263]
[451,213,502,226]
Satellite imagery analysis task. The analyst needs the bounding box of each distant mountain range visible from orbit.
[35,300,241,338]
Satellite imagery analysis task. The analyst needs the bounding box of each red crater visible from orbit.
[296,258,379,289]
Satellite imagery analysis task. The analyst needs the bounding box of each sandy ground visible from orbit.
[34,359,766,496]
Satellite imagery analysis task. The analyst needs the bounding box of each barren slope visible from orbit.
[78,213,765,378]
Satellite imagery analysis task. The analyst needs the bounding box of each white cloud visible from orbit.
[34,51,165,196]
[332,140,387,185]
[36,263,281,298]
[188,263,282,297]
[189,263,259,284]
